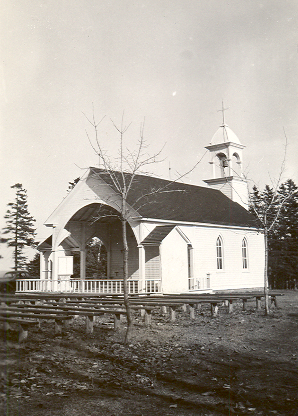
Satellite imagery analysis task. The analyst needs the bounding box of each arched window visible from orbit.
[232,152,242,177]
[216,153,228,178]
[216,236,223,269]
[242,238,248,269]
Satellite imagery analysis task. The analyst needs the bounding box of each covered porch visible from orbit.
[17,202,161,294]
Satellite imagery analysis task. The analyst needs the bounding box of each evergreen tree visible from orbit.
[72,237,107,279]
[269,180,298,288]
[2,184,36,271]
[26,253,40,277]
[249,184,278,227]
[86,238,107,278]
[250,180,298,289]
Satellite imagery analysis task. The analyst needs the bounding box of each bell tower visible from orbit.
[203,105,248,208]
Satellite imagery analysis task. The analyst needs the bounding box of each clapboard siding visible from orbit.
[128,238,139,279]
[145,246,160,280]
[160,229,189,293]
[40,171,264,291]
[176,225,264,290]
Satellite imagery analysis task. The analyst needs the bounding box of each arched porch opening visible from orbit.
[65,203,139,282]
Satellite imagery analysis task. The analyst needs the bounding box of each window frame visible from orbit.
[242,237,249,269]
[187,244,194,289]
[216,236,224,270]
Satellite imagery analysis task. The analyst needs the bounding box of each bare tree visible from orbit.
[84,111,202,343]
[83,112,165,342]
[249,183,297,315]
[247,134,297,314]
[213,130,297,315]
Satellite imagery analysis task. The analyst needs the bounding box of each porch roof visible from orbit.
[37,236,52,250]
[141,225,176,245]
[89,168,259,228]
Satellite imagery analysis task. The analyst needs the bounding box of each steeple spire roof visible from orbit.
[210,124,242,145]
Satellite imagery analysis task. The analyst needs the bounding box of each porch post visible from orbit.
[40,251,50,280]
[107,225,111,277]
[138,245,146,292]
[39,252,45,280]
[80,222,86,282]
[51,226,59,281]
[106,250,111,277]
[80,250,86,279]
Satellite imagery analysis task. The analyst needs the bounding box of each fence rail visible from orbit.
[16,278,161,294]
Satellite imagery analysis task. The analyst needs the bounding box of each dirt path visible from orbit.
[1,291,298,415]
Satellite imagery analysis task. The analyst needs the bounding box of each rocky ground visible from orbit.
[0,291,298,416]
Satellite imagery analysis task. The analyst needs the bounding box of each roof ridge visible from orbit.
[89,166,212,191]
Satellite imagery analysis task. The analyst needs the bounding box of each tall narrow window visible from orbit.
[216,236,223,269]
[242,238,248,269]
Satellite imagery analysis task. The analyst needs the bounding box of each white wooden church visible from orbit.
[19,123,265,294]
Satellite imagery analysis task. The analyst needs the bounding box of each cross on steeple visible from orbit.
[217,101,229,125]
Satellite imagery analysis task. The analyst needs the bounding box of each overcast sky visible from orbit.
[1,0,297,269]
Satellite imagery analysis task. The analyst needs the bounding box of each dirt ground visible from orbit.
[0,291,298,416]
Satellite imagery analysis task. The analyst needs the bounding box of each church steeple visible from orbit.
[203,108,248,209]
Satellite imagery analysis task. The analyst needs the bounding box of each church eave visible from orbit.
[133,217,262,232]
[203,176,246,184]
[205,142,245,151]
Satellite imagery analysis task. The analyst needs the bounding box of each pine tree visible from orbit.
[72,237,107,279]
[2,183,36,271]
[250,180,298,290]
[249,184,278,227]
[85,238,107,278]
[26,253,40,277]
[270,180,298,288]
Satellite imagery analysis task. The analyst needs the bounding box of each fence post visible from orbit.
[86,315,94,334]
[189,304,195,320]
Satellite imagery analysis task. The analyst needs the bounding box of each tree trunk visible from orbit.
[264,228,270,315]
[14,245,18,272]
[122,218,133,344]
[14,191,19,271]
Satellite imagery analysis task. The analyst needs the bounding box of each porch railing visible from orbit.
[145,279,161,293]
[16,278,161,294]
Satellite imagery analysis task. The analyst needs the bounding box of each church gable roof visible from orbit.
[88,168,258,228]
